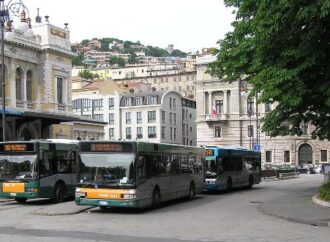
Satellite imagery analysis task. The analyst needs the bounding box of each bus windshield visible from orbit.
[205,159,218,178]
[80,153,135,187]
[0,155,38,181]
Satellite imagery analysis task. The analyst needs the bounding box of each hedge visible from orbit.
[319,179,330,201]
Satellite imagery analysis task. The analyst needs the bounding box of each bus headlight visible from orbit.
[76,192,86,198]
[122,194,137,199]
[26,188,40,193]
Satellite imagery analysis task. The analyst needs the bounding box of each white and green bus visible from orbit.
[75,141,204,209]
[0,140,78,203]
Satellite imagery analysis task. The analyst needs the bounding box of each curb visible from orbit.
[257,204,330,227]
[312,195,330,208]
[30,206,92,216]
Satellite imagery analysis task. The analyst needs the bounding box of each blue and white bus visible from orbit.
[204,146,261,191]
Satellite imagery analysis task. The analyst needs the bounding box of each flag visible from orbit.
[212,104,217,115]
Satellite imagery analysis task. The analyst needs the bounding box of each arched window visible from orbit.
[298,143,313,165]
[16,68,23,101]
[26,70,33,101]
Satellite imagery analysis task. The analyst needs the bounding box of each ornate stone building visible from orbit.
[196,56,330,166]
[0,12,103,141]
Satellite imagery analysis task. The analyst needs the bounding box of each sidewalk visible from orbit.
[258,187,330,227]
[31,201,92,216]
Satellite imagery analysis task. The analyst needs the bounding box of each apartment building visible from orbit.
[115,71,197,98]
[196,56,330,166]
[72,89,197,146]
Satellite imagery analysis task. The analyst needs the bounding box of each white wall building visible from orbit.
[195,56,330,166]
[72,93,121,140]
[120,91,196,145]
[72,90,197,146]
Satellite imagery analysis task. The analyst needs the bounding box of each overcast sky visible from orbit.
[24,0,235,52]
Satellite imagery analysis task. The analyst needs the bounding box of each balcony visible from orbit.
[203,113,228,123]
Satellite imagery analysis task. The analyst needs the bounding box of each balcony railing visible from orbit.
[204,113,228,122]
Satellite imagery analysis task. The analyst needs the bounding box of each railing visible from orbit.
[16,100,24,108]
[204,113,228,122]
[58,103,66,111]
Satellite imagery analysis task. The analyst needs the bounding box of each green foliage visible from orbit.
[208,0,330,140]
[78,69,98,79]
[81,39,89,46]
[100,38,122,51]
[109,56,126,67]
[145,46,168,57]
[319,180,330,201]
[171,49,187,57]
[128,52,137,64]
[72,52,84,66]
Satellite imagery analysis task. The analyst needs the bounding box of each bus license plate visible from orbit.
[10,193,17,196]
[99,201,108,206]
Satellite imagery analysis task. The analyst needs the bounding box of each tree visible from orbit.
[171,49,187,58]
[128,52,137,64]
[208,0,330,140]
[78,69,98,79]
[81,39,89,46]
[109,56,126,67]
[72,52,84,66]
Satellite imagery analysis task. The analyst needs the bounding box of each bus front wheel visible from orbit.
[15,198,27,204]
[53,183,65,203]
[152,188,161,209]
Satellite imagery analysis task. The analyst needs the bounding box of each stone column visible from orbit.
[208,91,212,114]
[23,71,27,109]
[223,90,228,114]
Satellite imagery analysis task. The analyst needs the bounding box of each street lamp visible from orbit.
[241,89,261,151]
[0,0,29,141]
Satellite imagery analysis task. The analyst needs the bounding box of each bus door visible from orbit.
[137,153,171,204]
[39,149,76,196]
[241,157,252,186]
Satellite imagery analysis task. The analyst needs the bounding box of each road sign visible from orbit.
[253,144,260,151]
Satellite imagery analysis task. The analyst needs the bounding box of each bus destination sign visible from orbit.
[0,143,34,152]
[91,143,123,152]
[205,149,214,156]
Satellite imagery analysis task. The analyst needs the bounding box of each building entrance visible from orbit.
[298,143,313,165]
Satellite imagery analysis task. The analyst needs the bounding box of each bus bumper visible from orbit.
[75,198,139,208]
[0,192,40,199]
[204,183,226,191]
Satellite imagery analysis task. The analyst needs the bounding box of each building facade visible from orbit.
[72,90,197,146]
[196,56,330,166]
[0,12,105,141]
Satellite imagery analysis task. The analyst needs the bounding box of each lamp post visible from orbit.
[0,0,29,141]
[241,89,261,151]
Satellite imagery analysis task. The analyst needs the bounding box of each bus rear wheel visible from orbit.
[15,198,27,204]
[227,178,232,192]
[152,188,161,209]
[53,183,66,203]
[188,183,195,200]
[248,176,253,189]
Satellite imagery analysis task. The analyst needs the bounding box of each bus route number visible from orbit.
[205,149,214,156]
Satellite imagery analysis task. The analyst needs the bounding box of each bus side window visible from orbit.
[162,154,171,175]
[171,155,180,174]
[138,156,146,179]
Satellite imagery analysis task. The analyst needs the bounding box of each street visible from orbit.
[0,175,329,242]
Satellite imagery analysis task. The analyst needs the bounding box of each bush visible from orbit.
[319,180,330,201]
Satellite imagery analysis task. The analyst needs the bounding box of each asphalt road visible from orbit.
[0,175,329,242]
